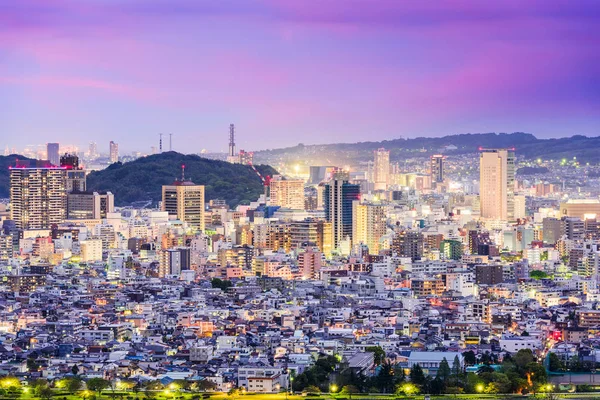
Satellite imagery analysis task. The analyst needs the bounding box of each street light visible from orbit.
[330,384,338,393]
[476,384,484,393]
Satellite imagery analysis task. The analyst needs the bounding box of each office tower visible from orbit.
[352,201,386,255]
[430,154,444,183]
[10,163,67,230]
[67,191,115,219]
[392,230,424,261]
[161,167,205,231]
[324,171,361,249]
[109,141,119,163]
[89,142,98,159]
[47,143,60,166]
[373,148,390,191]
[269,175,305,210]
[479,148,515,221]
[60,153,86,193]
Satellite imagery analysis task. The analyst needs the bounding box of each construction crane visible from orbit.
[249,164,271,201]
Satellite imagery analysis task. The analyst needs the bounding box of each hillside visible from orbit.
[86,152,277,207]
[253,132,600,164]
[0,155,35,198]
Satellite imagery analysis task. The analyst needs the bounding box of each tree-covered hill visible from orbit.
[86,152,277,207]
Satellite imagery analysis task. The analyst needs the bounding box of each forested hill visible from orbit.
[86,152,277,207]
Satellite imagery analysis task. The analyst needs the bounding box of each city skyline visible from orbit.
[2,0,600,152]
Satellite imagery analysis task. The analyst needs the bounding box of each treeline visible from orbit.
[292,348,551,396]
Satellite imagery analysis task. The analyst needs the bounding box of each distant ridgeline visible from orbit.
[253,133,600,164]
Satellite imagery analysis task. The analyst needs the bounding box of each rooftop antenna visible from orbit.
[181,164,185,181]
[169,133,173,151]
[159,133,163,152]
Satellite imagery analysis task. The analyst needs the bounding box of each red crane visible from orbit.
[249,165,271,200]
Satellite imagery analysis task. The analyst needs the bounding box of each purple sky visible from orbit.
[1,0,600,153]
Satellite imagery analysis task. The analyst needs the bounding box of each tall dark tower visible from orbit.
[228,124,235,157]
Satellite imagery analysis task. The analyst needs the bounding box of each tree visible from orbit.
[548,353,564,372]
[227,388,240,400]
[72,365,80,375]
[371,361,395,393]
[340,385,359,400]
[65,378,83,395]
[196,380,217,392]
[304,385,320,393]
[365,346,386,365]
[436,358,451,384]
[450,355,464,386]
[211,278,233,291]
[38,386,54,400]
[409,364,426,386]
[463,351,476,366]
[86,378,111,393]
[530,270,549,280]
[27,357,40,372]
[513,349,535,372]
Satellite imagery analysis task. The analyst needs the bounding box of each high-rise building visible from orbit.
[161,167,205,231]
[109,141,119,163]
[352,201,386,255]
[440,239,463,260]
[47,143,60,166]
[60,153,86,193]
[159,247,191,277]
[373,148,390,191]
[298,246,323,279]
[10,163,67,230]
[430,154,445,183]
[392,230,424,261]
[479,148,515,221]
[269,175,305,210]
[67,191,114,219]
[324,171,361,249]
[290,219,332,257]
[89,142,98,159]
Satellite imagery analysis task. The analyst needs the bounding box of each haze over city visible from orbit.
[2,0,600,152]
